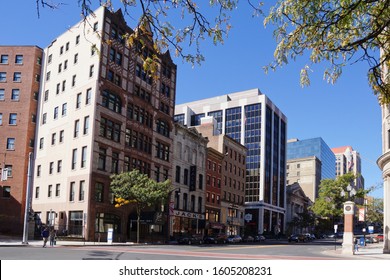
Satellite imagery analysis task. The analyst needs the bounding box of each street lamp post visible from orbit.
[341,184,357,255]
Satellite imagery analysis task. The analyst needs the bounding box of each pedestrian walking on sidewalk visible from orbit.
[354,238,359,253]
[41,227,49,247]
[49,229,56,247]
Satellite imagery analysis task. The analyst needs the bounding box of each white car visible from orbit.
[227,235,242,243]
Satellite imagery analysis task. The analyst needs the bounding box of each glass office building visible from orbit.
[175,89,287,235]
[287,137,336,180]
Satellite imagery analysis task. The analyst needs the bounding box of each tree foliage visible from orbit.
[310,173,368,220]
[264,0,390,103]
[110,169,171,242]
[35,0,390,100]
[365,197,383,225]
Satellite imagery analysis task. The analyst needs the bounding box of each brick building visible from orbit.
[0,46,43,234]
[32,7,176,242]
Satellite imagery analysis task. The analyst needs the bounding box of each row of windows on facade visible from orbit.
[43,86,170,141]
[34,180,92,202]
[206,191,245,206]
[0,54,25,65]
[0,72,23,83]
[174,165,204,191]
[173,193,203,213]
[0,88,35,101]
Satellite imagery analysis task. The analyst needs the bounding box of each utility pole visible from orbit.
[22,152,33,244]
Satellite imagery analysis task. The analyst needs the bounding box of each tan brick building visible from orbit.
[32,7,176,242]
[196,117,247,236]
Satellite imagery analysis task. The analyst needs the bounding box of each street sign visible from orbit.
[244,213,252,222]
[368,226,374,234]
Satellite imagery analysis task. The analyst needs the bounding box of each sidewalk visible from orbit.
[322,242,390,260]
[0,234,137,247]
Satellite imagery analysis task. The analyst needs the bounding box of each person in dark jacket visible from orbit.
[41,227,49,247]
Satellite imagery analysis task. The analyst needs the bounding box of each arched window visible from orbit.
[102,90,122,113]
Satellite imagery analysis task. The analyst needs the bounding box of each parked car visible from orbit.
[254,235,266,242]
[203,235,217,244]
[227,235,242,243]
[243,235,255,242]
[365,236,379,244]
[376,234,384,242]
[288,234,307,243]
[177,235,203,245]
[304,233,316,240]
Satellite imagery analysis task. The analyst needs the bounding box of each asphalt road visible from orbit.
[0,239,341,260]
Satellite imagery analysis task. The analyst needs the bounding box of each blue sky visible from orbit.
[1,1,384,198]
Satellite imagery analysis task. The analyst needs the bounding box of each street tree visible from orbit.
[110,169,171,243]
[35,0,390,101]
[365,197,384,225]
[310,173,367,223]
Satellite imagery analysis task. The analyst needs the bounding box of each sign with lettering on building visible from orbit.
[172,210,205,220]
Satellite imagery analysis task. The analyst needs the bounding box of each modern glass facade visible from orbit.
[225,107,242,142]
[175,89,287,235]
[287,137,335,180]
[244,104,261,203]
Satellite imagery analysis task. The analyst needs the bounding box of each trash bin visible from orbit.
[359,237,365,246]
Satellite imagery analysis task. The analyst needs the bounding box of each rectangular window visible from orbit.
[95,183,104,203]
[56,83,60,94]
[15,55,23,64]
[76,93,81,108]
[86,88,91,104]
[59,130,64,143]
[175,166,181,183]
[6,138,15,150]
[72,148,77,170]
[79,181,85,201]
[48,185,52,198]
[39,137,44,149]
[81,146,87,168]
[9,113,17,125]
[69,182,75,202]
[0,113,2,125]
[0,72,6,82]
[62,103,67,116]
[62,80,66,92]
[44,90,49,101]
[0,55,8,64]
[13,72,21,82]
[89,65,94,77]
[74,53,78,64]
[58,63,62,73]
[74,119,80,138]
[37,165,41,177]
[35,186,40,199]
[54,106,58,119]
[76,35,80,45]
[57,160,62,173]
[55,184,60,197]
[42,113,47,124]
[72,74,76,87]
[0,89,4,100]
[83,116,89,134]
[51,133,56,145]
[49,162,54,174]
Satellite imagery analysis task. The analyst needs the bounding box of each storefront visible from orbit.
[171,210,205,237]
